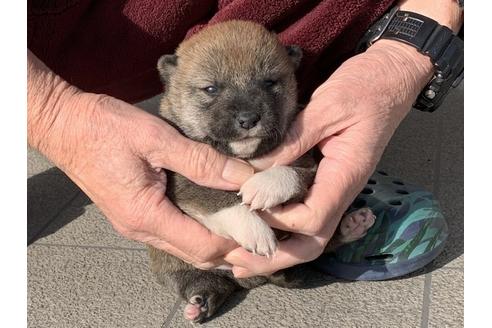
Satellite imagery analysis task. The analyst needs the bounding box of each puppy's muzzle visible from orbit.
[237,111,261,130]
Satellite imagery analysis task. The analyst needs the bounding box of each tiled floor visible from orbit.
[27,83,463,327]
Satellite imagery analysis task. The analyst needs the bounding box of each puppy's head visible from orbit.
[158,20,302,159]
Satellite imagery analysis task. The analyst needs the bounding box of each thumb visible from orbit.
[249,107,326,171]
[149,128,254,190]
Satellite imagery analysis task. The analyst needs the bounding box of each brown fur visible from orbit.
[147,21,355,323]
[158,20,301,158]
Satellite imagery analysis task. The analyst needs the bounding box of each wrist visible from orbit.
[366,1,463,112]
[28,51,93,171]
[368,38,434,90]
[367,0,464,92]
[310,37,434,129]
[355,39,434,116]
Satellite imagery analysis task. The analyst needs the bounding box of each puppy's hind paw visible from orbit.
[338,207,376,243]
[184,295,208,323]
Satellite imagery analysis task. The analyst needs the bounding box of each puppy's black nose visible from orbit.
[237,112,261,130]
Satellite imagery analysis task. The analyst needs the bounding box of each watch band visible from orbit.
[357,7,464,112]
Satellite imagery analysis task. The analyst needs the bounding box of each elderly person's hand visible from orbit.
[225,0,463,278]
[28,51,254,269]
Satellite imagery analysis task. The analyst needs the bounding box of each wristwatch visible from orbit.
[357,6,464,112]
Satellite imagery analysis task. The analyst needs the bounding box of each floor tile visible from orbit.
[439,83,464,181]
[34,192,145,249]
[427,269,464,328]
[28,245,176,328]
[377,109,442,188]
[27,171,81,244]
[28,147,58,178]
[167,271,425,328]
[429,178,464,271]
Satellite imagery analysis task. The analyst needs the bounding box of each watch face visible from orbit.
[360,6,464,112]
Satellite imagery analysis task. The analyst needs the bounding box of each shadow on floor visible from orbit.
[204,266,344,323]
[27,167,92,245]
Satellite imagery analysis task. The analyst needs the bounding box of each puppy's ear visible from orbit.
[157,54,178,82]
[285,45,303,69]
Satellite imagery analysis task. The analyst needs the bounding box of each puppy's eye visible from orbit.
[203,85,218,94]
[263,79,278,88]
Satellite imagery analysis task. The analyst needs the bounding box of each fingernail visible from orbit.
[222,159,254,185]
[215,264,233,270]
[232,267,248,278]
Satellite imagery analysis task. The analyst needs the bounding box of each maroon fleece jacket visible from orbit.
[28,0,395,103]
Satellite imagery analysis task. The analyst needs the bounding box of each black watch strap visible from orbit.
[357,7,464,112]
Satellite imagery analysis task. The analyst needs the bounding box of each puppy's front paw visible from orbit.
[240,166,301,210]
[231,208,278,256]
[204,205,278,257]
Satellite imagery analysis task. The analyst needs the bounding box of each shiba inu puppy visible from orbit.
[148,20,375,323]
